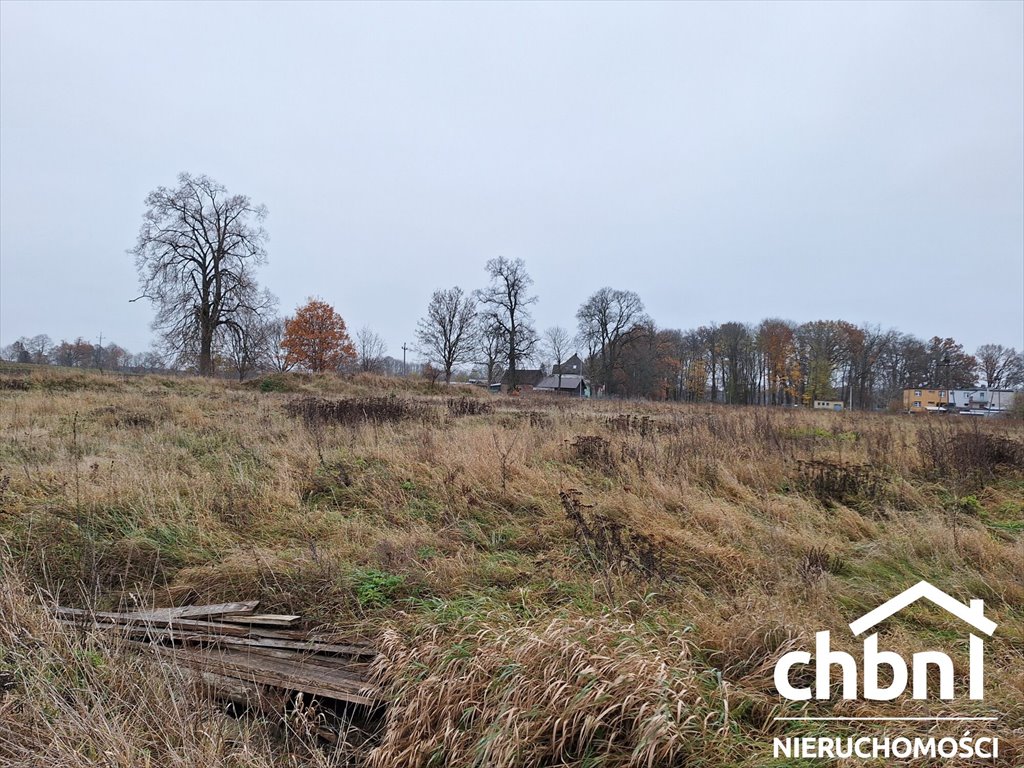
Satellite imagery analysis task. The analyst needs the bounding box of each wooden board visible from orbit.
[137,601,260,621]
[71,622,376,659]
[56,608,252,637]
[220,613,301,627]
[147,645,379,706]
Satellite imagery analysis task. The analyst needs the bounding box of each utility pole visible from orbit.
[401,343,409,377]
[944,355,952,410]
[848,363,854,411]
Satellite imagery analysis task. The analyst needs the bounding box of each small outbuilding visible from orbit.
[534,374,589,397]
[500,369,547,393]
[813,400,844,411]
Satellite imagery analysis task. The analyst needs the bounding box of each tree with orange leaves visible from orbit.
[281,298,356,372]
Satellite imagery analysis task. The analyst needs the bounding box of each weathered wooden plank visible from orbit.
[68,619,374,657]
[194,670,292,713]
[223,646,372,679]
[131,639,372,681]
[178,645,371,690]
[243,626,375,645]
[149,645,379,706]
[217,635,375,658]
[55,607,251,637]
[220,613,301,627]
[137,601,260,621]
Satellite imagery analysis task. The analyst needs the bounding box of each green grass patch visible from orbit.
[351,567,406,607]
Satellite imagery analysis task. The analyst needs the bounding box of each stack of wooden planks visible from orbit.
[54,601,379,708]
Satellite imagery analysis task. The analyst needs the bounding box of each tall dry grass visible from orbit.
[368,613,726,768]
[0,367,1022,765]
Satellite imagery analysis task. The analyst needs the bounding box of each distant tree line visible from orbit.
[1,299,415,381]
[571,318,1024,408]
[410,266,1023,408]
[1,335,167,373]
[5,172,1020,408]
[410,263,1022,408]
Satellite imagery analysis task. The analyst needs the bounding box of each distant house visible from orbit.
[902,387,950,413]
[903,387,1017,415]
[949,388,1016,413]
[534,374,589,397]
[552,353,584,376]
[500,369,546,393]
[813,400,844,411]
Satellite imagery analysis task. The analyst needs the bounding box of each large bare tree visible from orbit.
[130,173,273,375]
[475,257,538,390]
[416,286,477,384]
[976,344,1024,389]
[356,326,388,373]
[576,287,648,395]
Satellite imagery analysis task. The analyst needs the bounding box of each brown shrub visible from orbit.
[560,489,669,583]
[796,546,846,585]
[606,413,657,436]
[796,459,885,509]
[919,421,1024,491]
[445,397,493,417]
[0,376,30,391]
[567,434,615,472]
[285,395,433,427]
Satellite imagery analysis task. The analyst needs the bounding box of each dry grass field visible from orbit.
[0,365,1022,766]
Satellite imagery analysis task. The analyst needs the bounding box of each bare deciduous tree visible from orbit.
[18,334,52,365]
[976,344,1024,389]
[544,326,572,390]
[356,326,388,373]
[130,173,274,375]
[265,317,293,372]
[416,287,477,384]
[477,319,506,385]
[226,307,277,381]
[576,288,648,395]
[475,257,537,390]
[1,340,29,363]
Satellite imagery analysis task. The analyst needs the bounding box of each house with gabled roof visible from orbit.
[551,353,584,376]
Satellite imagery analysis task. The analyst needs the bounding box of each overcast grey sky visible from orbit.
[1,1,1022,360]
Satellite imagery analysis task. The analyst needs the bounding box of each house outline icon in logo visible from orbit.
[850,581,996,701]
[775,581,998,701]
[849,581,996,637]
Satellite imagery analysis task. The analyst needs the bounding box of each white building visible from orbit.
[948,389,1017,414]
[813,400,844,411]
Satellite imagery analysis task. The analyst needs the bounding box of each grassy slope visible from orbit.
[0,366,1021,766]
